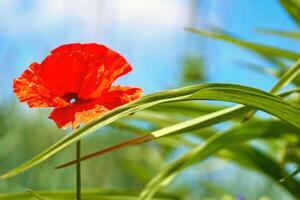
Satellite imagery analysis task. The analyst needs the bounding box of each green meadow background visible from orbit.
[1,0,300,199]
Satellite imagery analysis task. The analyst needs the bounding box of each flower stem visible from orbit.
[76,140,81,200]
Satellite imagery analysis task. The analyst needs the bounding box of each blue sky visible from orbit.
[0,0,299,103]
[0,1,298,197]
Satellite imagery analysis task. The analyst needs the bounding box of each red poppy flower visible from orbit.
[13,43,143,129]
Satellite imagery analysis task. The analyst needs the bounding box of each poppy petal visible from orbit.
[49,101,108,129]
[78,45,133,99]
[14,43,143,129]
[39,43,132,99]
[49,85,142,129]
[96,85,143,109]
[13,63,69,108]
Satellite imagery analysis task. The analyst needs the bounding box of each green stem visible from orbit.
[76,140,81,200]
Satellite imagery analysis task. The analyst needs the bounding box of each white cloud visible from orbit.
[115,0,188,28]
[0,0,189,38]
[0,0,104,36]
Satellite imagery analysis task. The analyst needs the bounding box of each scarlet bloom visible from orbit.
[13,43,143,129]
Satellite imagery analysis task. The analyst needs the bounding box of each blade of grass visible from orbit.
[26,189,46,200]
[0,85,197,180]
[244,58,300,121]
[55,105,248,169]
[239,61,279,77]
[256,29,300,40]
[279,0,300,27]
[55,87,300,169]
[3,83,300,180]
[186,27,300,60]
[0,189,177,200]
[280,167,300,183]
[139,120,300,200]
[224,145,300,198]
[192,27,300,89]
[269,59,300,93]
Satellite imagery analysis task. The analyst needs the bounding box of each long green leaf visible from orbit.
[256,29,300,40]
[136,118,300,198]
[270,58,300,93]
[186,27,300,60]
[149,101,226,117]
[26,189,46,200]
[141,55,300,199]
[244,58,300,120]
[280,167,300,183]
[239,61,279,77]
[55,86,300,169]
[0,189,176,200]
[240,61,300,87]
[139,119,300,200]
[0,85,197,180]
[54,105,248,169]
[2,83,300,180]
[279,0,300,27]
[224,145,300,198]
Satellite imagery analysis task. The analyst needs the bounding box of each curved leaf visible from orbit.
[225,145,300,198]
[56,87,300,169]
[0,189,176,200]
[280,0,300,26]
[2,83,300,180]
[244,58,300,120]
[256,29,300,40]
[139,119,300,200]
[186,27,300,60]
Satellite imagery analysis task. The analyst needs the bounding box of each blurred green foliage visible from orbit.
[1,0,300,200]
[181,55,206,84]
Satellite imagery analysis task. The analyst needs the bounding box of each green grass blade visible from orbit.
[130,119,300,199]
[0,85,198,180]
[55,105,248,169]
[256,28,300,40]
[270,58,300,93]
[280,167,300,183]
[55,87,300,169]
[226,145,300,198]
[2,83,300,180]
[149,101,226,117]
[244,58,300,120]
[239,61,279,77]
[26,189,46,200]
[279,0,300,27]
[186,27,300,60]
[240,61,300,87]
[139,119,300,200]
[0,189,177,200]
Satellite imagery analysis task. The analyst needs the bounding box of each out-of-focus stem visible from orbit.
[76,140,81,200]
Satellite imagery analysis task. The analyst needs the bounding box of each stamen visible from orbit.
[70,98,76,103]
[62,92,78,103]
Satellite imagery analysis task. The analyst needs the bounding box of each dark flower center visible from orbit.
[62,92,79,103]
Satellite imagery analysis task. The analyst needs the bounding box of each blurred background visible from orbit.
[0,0,300,199]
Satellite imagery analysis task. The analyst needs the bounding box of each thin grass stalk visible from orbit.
[76,140,81,200]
